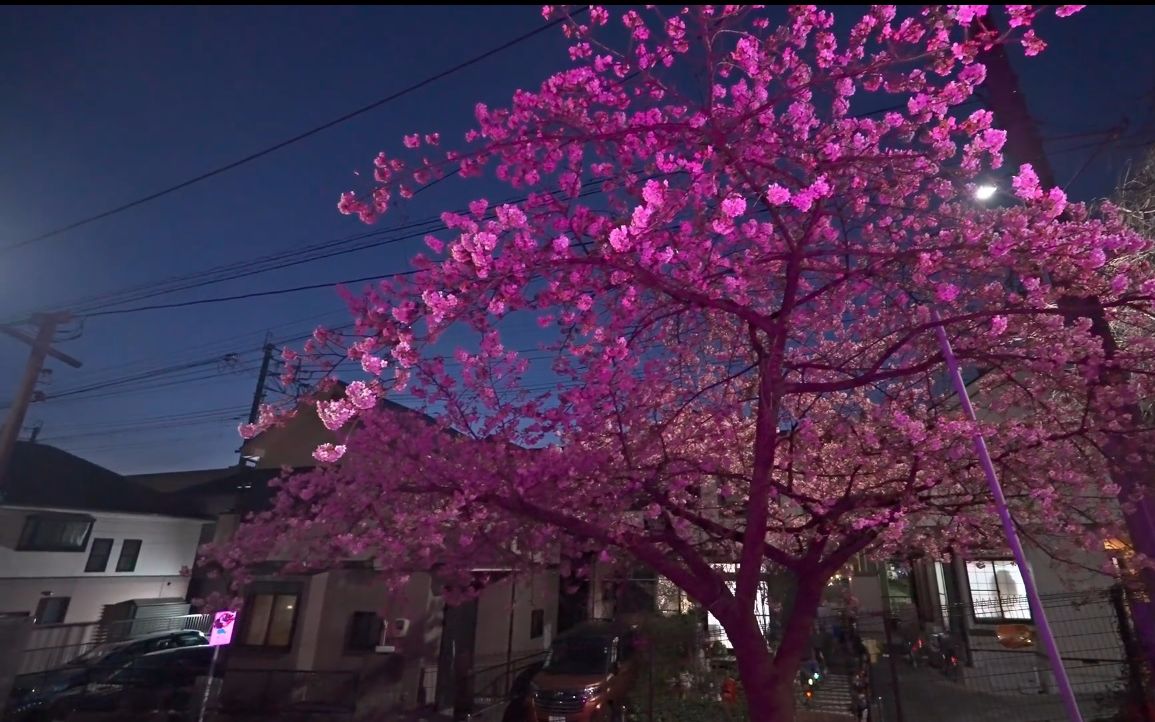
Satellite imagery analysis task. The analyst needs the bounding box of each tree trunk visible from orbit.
[727,605,794,722]
[720,572,828,722]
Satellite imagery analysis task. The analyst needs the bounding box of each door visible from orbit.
[434,598,479,713]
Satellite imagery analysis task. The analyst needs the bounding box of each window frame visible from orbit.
[965,558,1033,623]
[85,538,114,573]
[239,589,301,650]
[115,539,142,572]
[17,514,94,552]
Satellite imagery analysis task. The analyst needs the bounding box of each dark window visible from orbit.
[85,538,113,572]
[116,539,142,572]
[241,592,299,648]
[198,523,217,546]
[17,514,93,552]
[346,612,384,651]
[620,631,636,660]
[33,596,70,625]
[530,609,545,640]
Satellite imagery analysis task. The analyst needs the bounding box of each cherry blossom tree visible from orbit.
[212,6,1155,720]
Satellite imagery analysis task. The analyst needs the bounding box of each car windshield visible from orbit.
[543,638,610,676]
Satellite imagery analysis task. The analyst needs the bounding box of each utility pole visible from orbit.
[239,341,276,466]
[0,312,83,497]
[977,19,1155,690]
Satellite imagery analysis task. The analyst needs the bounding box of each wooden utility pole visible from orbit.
[0,312,83,497]
[238,341,276,466]
[977,19,1155,687]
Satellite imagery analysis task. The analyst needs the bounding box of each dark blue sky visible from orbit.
[1,5,1152,475]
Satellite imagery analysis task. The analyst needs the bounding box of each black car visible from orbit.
[11,644,215,722]
[6,630,208,721]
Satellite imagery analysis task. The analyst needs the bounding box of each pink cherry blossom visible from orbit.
[313,443,347,463]
[210,8,1151,722]
[721,195,747,219]
[1012,163,1044,200]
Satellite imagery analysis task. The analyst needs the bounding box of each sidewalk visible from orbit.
[870,664,1116,722]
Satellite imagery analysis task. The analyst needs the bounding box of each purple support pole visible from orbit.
[932,311,1084,722]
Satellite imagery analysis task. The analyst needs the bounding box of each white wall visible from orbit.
[0,576,190,624]
[0,506,206,623]
[0,507,206,579]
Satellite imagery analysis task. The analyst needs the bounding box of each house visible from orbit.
[135,388,565,718]
[895,542,1130,698]
[0,442,210,677]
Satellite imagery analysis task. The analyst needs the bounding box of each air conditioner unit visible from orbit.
[388,618,411,638]
[374,618,411,654]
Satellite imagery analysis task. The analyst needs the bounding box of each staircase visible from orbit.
[802,671,855,716]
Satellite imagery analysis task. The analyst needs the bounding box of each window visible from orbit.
[346,611,384,652]
[116,539,142,572]
[33,596,70,625]
[85,538,113,572]
[966,560,1031,621]
[17,514,93,551]
[241,592,299,648]
[530,609,545,640]
[934,562,950,628]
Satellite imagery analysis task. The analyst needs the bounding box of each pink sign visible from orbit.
[209,611,237,647]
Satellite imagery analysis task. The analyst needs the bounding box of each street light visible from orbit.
[974,183,998,202]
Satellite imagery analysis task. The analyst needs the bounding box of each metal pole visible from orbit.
[932,311,1084,722]
[505,575,517,696]
[197,644,220,722]
[879,586,906,722]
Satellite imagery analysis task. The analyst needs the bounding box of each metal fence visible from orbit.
[868,588,1150,722]
[16,613,213,675]
[211,669,359,721]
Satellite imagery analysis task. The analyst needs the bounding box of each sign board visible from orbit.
[209,611,237,647]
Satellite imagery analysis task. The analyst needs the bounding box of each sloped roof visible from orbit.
[172,465,292,515]
[2,442,205,518]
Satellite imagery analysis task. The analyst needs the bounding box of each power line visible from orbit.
[1,11,583,255]
[62,176,612,318]
[82,271,419,318]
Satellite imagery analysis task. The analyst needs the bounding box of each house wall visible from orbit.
[472,572,557,664]
[226,570,445,714]
[0,507,206,623]
[244,411,338,469]
[916,542,1126,696]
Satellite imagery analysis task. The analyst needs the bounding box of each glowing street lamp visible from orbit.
[974,183,998,202]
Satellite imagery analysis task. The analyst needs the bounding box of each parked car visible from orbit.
[528,622,642,722]
[6,630,208,721]
[21,645,217,722]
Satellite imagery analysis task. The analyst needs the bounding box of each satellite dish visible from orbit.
[996,624,1035,649]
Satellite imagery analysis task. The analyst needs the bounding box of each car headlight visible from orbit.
[580,684,606,701]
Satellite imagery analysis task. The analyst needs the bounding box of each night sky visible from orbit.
[1,5,1153,475]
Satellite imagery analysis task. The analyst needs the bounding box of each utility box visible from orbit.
[99,597,192,642]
